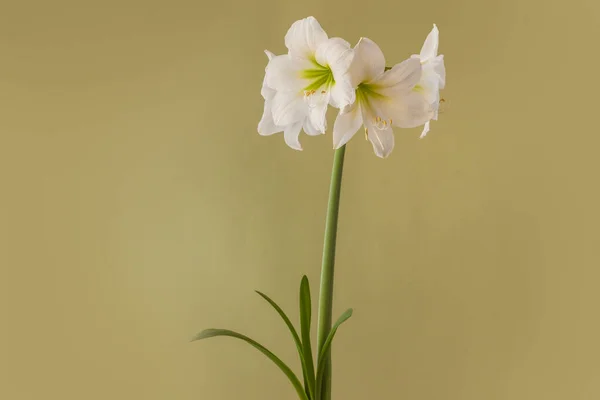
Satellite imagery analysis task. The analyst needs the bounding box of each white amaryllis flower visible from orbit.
[260,16,355,150]
[411,24,446,138]
[332,38,432,158]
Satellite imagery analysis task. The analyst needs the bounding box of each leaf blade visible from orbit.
[299,276,317,400]
[255,290,312,399]
[315,308,353,399]
[192,329,309,400]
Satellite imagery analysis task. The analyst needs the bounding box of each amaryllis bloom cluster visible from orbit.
[258,16,445,158]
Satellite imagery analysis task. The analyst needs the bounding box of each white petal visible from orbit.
[433,55,446,89]
[271,91,307,126]
[307,92,329,134]
[358,100,395,157]
[303,117,321,136]
[420,24,439,62]
[265,54,310,92]
[284,121,304,151]
[383,91,433,129]
[348,37,386,87]
[285,16,328,59]
[261,82,276,100]
[329,74,356,109]
[261,50,276,99]
[418,71,442,104]
[315,38,354,77]
[258,98,282,136]
[264,49,275,61]
[333,101,363,149]
[376,57,422,93]
[315,37,355,109]
[367,124,395,158]
[419,121,431,139]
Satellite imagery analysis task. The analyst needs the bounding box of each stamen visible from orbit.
[438,98,447,114]
[373,116,393,130]
[303,89,328,109]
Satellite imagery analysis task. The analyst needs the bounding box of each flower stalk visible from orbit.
[316,144,346,400]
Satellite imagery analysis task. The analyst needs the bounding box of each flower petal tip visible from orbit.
[264,50,275,60]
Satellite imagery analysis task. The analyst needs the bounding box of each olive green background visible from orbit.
[1,0,599,399]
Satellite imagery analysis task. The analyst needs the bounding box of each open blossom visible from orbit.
[332,38,432,158]
[411,24,446,138]
[258,16,355,150]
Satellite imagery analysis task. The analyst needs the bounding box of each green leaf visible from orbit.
[192,329,309,400]
[255,290,303,354]
[299,276,317,400]
[315,308,353,400]
[255,290,312,399]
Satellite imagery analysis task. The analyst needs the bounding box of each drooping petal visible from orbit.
[367,123,395,159]
[271,91,307,127]
[333,101,363,149]
[347,37,386,87]
[376,57,422,94]
[285,16,328,60]
[306,89,329,133]
[419,121,431,139]
[419,24,439,62]
[329,73,355,109]
[303,117,321,136]
[357,98,395,158]
[265,54,310,92]
[315,38,354,78]
[284,121,304,151]
[258,97,282,136]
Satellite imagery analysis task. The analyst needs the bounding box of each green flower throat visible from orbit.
[301,64,335,93]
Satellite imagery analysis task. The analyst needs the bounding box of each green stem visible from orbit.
[316,145,346,400]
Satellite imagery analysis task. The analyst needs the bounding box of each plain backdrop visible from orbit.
[1,0,599,399]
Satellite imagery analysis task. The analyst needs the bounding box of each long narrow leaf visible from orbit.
[192,329,309,400]
[255,290,303,354]
[299,276,316,400]
[315,309,353,400]
[255,290,312,398]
